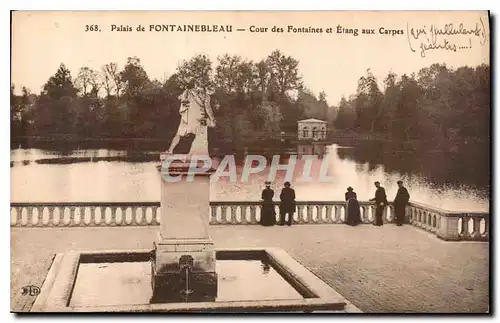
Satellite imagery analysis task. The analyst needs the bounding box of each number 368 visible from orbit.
[85,25,100,32]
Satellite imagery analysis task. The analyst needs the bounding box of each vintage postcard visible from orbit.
[10,11,490,313]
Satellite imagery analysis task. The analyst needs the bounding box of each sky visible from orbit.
[11,11,490,106]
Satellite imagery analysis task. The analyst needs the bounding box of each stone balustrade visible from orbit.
[10,202,161,228]
[407,201,489,242]
[10,201,488,241]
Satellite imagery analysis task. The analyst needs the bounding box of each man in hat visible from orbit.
[370,181,388,226]
[279,182,296,226]
[393,180,410,226]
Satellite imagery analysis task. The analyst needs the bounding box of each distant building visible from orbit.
[297,118,327,141]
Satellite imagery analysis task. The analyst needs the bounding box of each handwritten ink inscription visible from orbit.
[406,17,487,58]
[21,285,40,296]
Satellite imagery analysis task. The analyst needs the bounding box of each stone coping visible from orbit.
[31,247,362,313]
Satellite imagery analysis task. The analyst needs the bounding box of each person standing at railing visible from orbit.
[394,180,410,226]
[279,182,296,226]
[260,181,276,226]
[370,181,388,226]
[345,187,361,226]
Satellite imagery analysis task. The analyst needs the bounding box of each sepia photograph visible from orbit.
[10,10,490,313]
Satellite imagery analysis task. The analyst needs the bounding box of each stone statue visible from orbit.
[166,81,216,156]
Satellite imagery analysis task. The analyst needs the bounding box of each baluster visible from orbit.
[472,217,482,239]
[421,211,427,230]
[359,205,367,224]
[16,207,24,227]
[10,207,14,226]
[109,206,118,226]
[313,206,321,224]
[333,205,342,223]
[240,206,248,225]
[131,207,138,226]
[153,206,160,225]
[47,207,55,227]
[435,213,441,230]
[140,207,147,226]
[57,206,66,227]
[461,216,470,238]
[426,212,433,231]
[483,217,489,239]
[60,207,69,226]
[134,207,143,226]
[100,206,110,226]
[294,205,302,224]
[10,207,15,226]
[410,207,416,224]
[72,206,80,226]
[429,213,437,232]
[250,205,257,224]
[419,210,425,228]
[139,207,147,226]
[132,206,139,226]
[229,206,236,224]
[388,205,395,223]
[306,205,313,224]
[209,205,217,225]
[220,205,228,225]
[86,206,95,227]
[428,212,434,230]
[123,206,131,226]
[325,205,334,224]
[67,207,74,226]
[24,206,33,227]
[31,207,40,227]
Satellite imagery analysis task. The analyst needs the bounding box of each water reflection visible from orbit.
[10,143,489,212]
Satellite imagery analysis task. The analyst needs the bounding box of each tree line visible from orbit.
[11,51,489,151]
[334,64,490,149]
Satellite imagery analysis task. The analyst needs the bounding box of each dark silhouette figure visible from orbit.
[394,180,410,226]
[260,181,276,226]
[345,187,361,226]
[370,181,388,226]
[279,182,296,226]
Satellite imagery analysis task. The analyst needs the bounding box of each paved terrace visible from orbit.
[11,224,489,313]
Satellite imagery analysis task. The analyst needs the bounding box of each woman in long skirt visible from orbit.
[345,187,361,226]
[260,181,276,226]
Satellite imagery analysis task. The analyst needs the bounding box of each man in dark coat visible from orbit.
[394,180,410,226]
[279,182,296,226]
[369,181,388,226]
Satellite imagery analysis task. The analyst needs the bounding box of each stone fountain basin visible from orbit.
[31,248,360,313]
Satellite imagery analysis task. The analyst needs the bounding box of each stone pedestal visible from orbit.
[151,154,217,303]
[436,214,461,241]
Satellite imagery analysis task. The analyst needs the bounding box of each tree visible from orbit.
[393,74,423,141]
[380,71,399,134]
[75,67,100,97]
[121,57,150,99]
[354,69,384,132]
[334,96,357,130]
[36,63,79,134]
[102,62,123,98]
[266,50,302,97]
[42,63,78,100]
[177,54,213,92]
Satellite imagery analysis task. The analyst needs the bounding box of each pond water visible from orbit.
[10,143,489,212]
